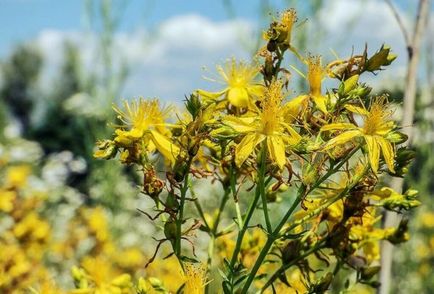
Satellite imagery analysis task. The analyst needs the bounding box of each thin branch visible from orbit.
[384,0,411,49]
[380,1,431,294]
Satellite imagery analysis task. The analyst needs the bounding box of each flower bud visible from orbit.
[302,163,319,186]
[185,93,202,119]
[111,274,132,288]
[310,272,333,293]
[385,53,397,65]
[94,140,117,159]
[360,265,381,281]
[366,45,396,72]
[385,131,408,144]
[343,74,359,94]
[143,169,164,198]
[164,220,178,241]
[294,138,320,154]
[136,277,149,294]
[173,159,190,182]
[265,182,288,203]
[71,266,88,289]
[148,277,166,290]
[165,193,180,211]
[348,85,372,98]
[376,187,420,212]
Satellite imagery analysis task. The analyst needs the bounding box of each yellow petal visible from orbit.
[247,84,265,97]
[345,104,369,116]
[149,130,180,165]
[312,95,328,113]
[235,134,265,167]
[114,130,134,146]
[196,89,226,101]
[227,87,249,108]
[364,135,380,173]
[281,123,302,145]
[129,128,144,138]
[223,116,257,133]
[376,121,395,136]
[283,95,309,123]
[323,130,361,150]
[377,136,395,173]
[343,74,359,93]
[321,123,357,132]
[267,135,286,169]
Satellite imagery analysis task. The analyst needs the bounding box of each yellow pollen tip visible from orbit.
[307,55,323,96]
[261,80,284,135]
[281,8,297,28]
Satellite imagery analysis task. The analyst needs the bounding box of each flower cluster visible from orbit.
[94,8,417,293]
[0,140,203,293]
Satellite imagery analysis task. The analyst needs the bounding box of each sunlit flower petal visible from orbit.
[267,135,286,169]
[323,130,361,150]
[364,135,380,173]
[321,123,357,132]
[149,130,180,165]
[377,136,395,173]
[235,133,265,167]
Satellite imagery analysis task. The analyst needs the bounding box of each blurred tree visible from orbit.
[0,45,42,133]
[29,43,89,157]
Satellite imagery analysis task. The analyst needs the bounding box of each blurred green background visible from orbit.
[0,0,432,293]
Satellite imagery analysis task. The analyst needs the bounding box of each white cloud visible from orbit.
[34,14,253,103]
[32,4,431,103]
[317,0,410,86]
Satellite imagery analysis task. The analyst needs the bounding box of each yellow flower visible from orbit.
[279,9,297,46]
[307,55,328,113]
[146,256,183,292]
[112,98,180,164]
[83,207,110,243]
[71,257,133,294]
[197,59,264,108]
[6,165,31,188]
[113,247,145,269]
[322,97,395,173]
[13,212,51,243]
[420,212,434,228]
[29,279,65,294]
[0,189,15,212]
[222,80,301,169]
[263,8,297,47]
[183,263,207,294]
[113,98,168,136]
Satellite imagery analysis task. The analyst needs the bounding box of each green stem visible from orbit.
[240,186,306,294]
[261,165,370,291]
[240,147,361,292]
[229,183,261,268]
[259,143,272,233]
[235,201,243,228]
[206,188,230,294]
[175,175,189,257]
[262,241,326,290]
[175,157,194,260]
[230,165,243,229]
[229,143,269,269]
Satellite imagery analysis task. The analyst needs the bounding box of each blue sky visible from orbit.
[0,0,290,55]
[0,0,430,102]
[1,0,417,55]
